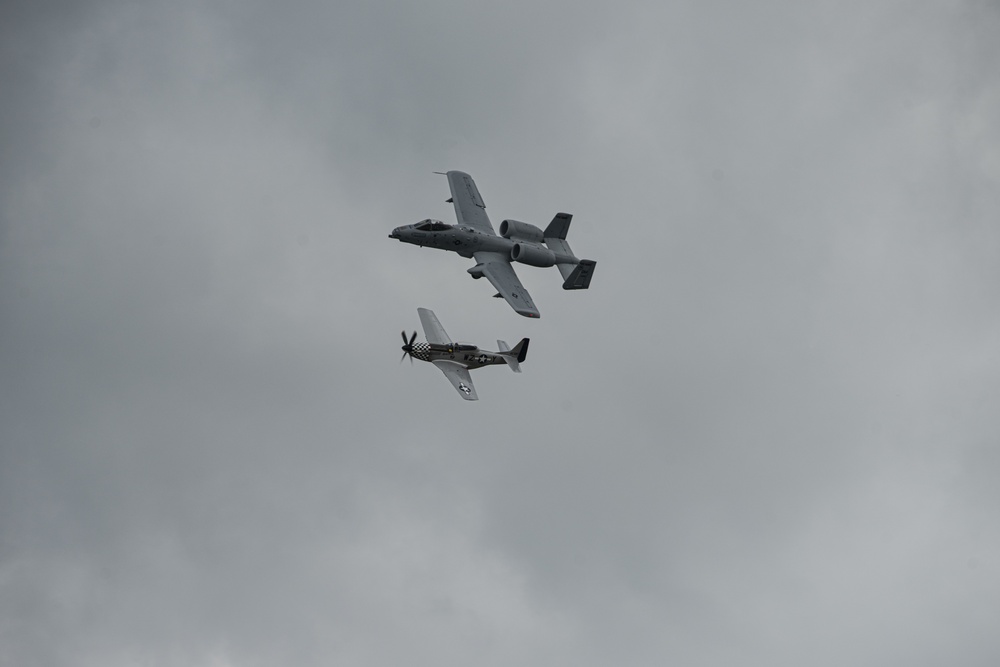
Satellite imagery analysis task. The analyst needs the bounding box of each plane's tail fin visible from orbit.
[544,213,596,290]
[497,338,529,373]
[559,259,596,289]
[543,212,573,240]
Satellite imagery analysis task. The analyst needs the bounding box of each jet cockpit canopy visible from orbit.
[414,219,452,232]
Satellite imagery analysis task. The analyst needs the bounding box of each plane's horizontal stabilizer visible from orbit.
[561,259,596,290]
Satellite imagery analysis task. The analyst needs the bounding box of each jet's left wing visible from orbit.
[432,360,478,400]
[473,251,540,318]
[445,171,496,235]
[417,308,452,346]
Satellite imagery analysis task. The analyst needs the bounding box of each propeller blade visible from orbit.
[399,331,418,365]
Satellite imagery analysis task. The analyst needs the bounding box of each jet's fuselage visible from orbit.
[388,221,511,259]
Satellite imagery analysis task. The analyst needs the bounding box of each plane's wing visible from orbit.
[432,360,478,400]
[473,251,540,318]
[445,171,496,235]
[417,308,452,346]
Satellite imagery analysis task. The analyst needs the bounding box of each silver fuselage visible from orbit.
[388,222,510,259]
[408,342,507,369]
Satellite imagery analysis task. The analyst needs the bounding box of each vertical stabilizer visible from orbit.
[543,212,573,240]
[497,338,529,373]
[545,212,577,266]
[543,212,596,289]
[560,259,596,289]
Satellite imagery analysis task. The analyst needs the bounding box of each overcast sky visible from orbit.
[2,1,999,665]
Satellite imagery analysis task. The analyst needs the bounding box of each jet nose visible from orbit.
[389,227,401,239]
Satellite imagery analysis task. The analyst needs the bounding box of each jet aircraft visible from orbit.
[400,308,528,401]
[389,171,596,318]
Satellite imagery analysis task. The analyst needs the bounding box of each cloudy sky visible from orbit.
[2,0,999,665]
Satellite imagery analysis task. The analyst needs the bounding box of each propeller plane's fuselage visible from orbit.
[400,307,528,400]
[405,341,508,369]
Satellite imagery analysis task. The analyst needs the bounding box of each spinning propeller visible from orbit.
[400,330,418,364]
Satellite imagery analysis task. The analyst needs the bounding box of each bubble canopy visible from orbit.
[414,219,452,232]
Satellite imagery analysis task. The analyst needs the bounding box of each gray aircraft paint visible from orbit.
[4,3,999,666]
[388,171,596,318]
[402,307,528,400]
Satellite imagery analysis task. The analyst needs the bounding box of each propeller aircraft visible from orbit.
[400,308,528,401]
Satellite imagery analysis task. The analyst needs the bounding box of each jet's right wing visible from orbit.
[473,251,540,318]
[445,171,496,235]
[431,360,478,400]
[417,308,452,347]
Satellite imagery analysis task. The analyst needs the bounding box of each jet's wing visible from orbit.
[445,171,496,235]
[473,251,540,318]
[432,360,478,401]
[417,308,452,346]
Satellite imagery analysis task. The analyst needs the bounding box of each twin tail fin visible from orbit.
[543,213,596,290]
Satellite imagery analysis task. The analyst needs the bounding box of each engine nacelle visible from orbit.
[499,219,545,243]
[511,242,556,267]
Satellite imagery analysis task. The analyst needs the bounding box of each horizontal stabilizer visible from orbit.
[561,259,596,290]
[544,213,579,276]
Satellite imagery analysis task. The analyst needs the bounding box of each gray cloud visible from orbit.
[2,1,999,665]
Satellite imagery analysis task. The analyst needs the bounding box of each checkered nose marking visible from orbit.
[411,342,431,361]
